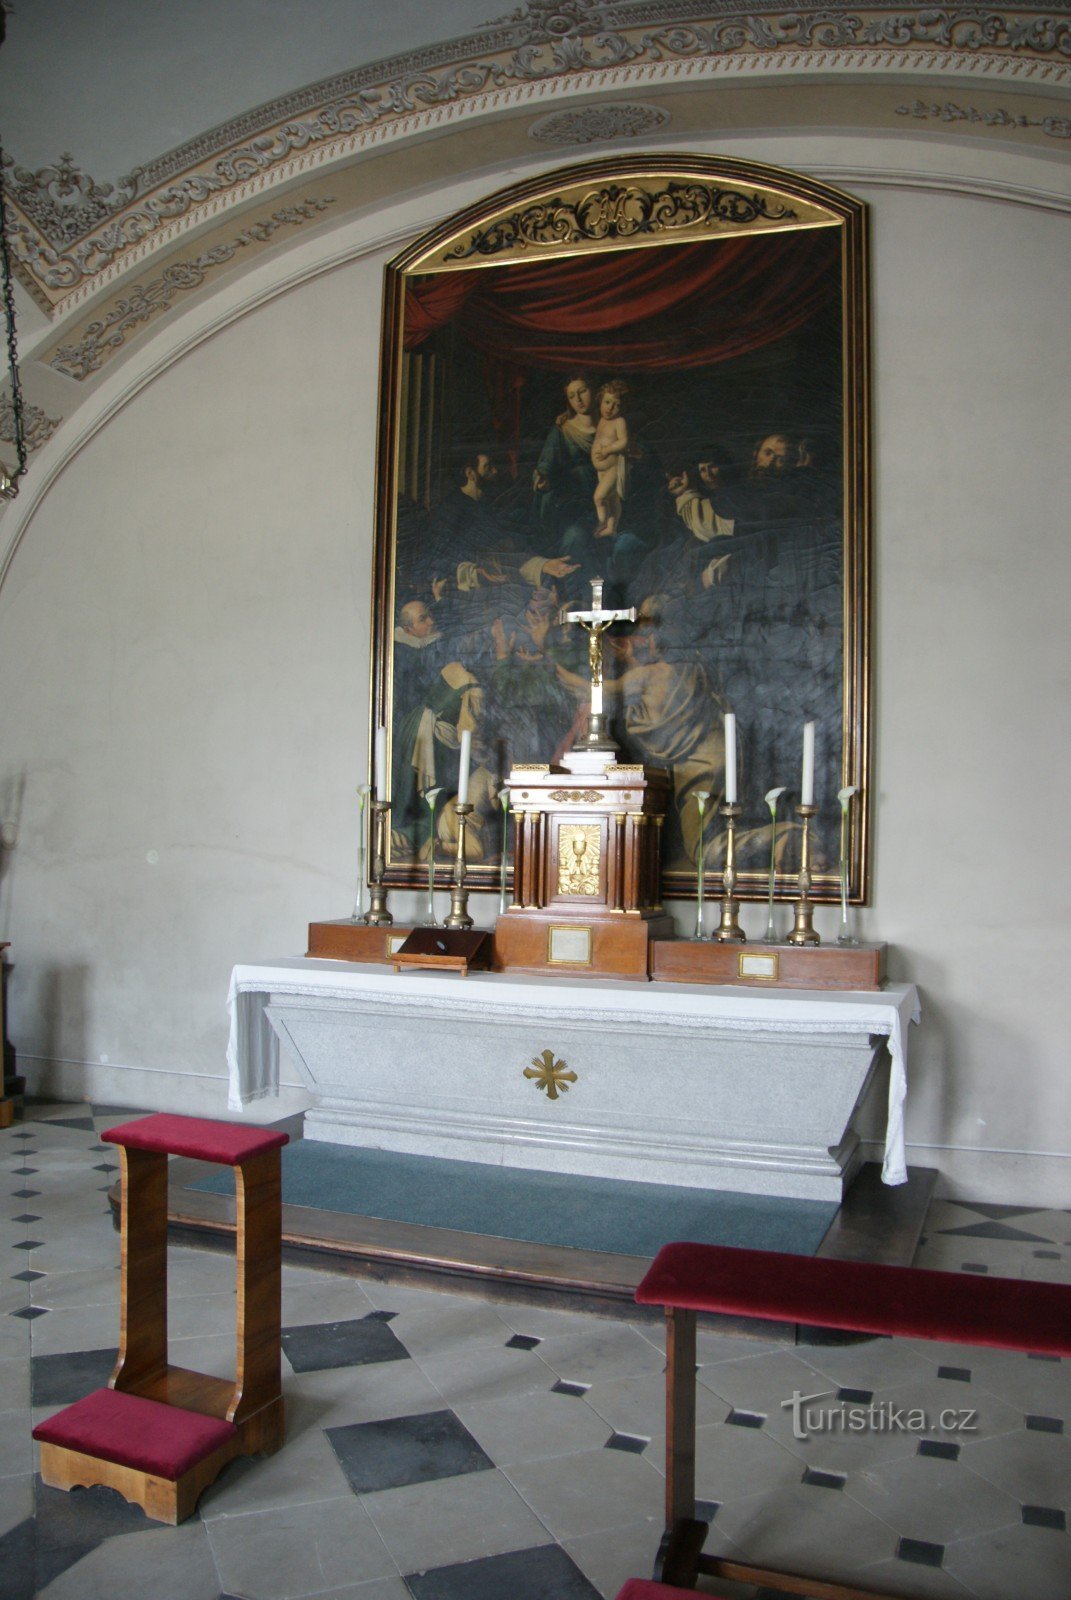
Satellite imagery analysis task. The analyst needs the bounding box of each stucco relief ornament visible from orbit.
[529,102,671,144]
[0,397,59,456]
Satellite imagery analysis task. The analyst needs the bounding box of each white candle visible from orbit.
[801,720,815,807]
[375,725,388,800]
[724,712,737,804]
[590,679,603,718]
[457,728,472,805]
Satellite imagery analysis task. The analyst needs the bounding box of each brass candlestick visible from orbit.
[715,802,746,943]
[366,799,393,926]
[787,802,821,945]
[445,802,474,929]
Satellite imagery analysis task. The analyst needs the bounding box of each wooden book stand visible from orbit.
[34,1113,289,1523]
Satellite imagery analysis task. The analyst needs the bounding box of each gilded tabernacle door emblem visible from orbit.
[558,823,601,896]
[524,1049,578,1101]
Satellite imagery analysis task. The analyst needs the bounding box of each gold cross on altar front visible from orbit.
[559,577,636,713]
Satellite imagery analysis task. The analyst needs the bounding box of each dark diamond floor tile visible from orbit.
[505,1333,541,1351]
[11,1214,41,1224]
[11,1240,43,1252]
[962,1263,989,1274]
[32,1347,119,1407]
[802,1468,845,1489]
[11,1132,34,1141]
[936,1366,971,1382]
[326,1408,492,1494]
[1028,1353,1061,1364]
[45,1117,96,1132]
[897,1537,944,1568]
[605,1431,647,1454]
[11,1269,44,1283]
[726,1409,765,1428]
[1033,1250,1062,1260]
[281,1314,409,1373]
[364,1308,398,1322]
[551,1379,589,1397]
[1022,1505,1066,1531]
[0,1475,153,1600]
[1026,1414,1063,1434]
[10,1190,39,1200]
[10,1306,48,1321]
[91,1163,118,1173]
[13,1169,37,1177]
[918,1440,960,1461]
[948,1202,1043,1220]
[937,1221,1051,1242]
[405,1541,602,1599]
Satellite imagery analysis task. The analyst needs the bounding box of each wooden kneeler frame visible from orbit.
[34,1113,289,1523]
[634,1241,1071,1600]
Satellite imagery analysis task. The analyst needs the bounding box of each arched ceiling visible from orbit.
[1,0,1069,500]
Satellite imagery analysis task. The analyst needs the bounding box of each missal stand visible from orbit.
[33,1113,289,1523]
[493,578,673,980]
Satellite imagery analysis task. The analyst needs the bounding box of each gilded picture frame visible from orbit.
[372,154,871,903]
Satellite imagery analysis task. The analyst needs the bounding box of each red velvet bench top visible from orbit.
[615,1583,698,1599]
[636,1241,1071,1359]
[33,1388,237,1479]
[103,1112,289,1166]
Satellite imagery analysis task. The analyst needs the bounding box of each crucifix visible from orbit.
[559,576,636,752]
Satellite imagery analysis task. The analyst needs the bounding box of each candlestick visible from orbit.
[837,785,859,946]
[801,720,815,808]
[786,802,821,945]
[445,802,475,929]
[693,790,710,941]
[375,726,388,800]
[724,713,737,805]
[420,788,443,927]
[350,784,371,922]
[457,729,472,806]
[762,785,786,943]
[366,799,393,925]
[498,788,511,915]
[715,801,745,943]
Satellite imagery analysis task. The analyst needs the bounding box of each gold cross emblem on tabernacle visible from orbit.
[524,1049,578,1101]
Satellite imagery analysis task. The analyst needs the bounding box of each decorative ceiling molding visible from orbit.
[895,96,1071,137]
[4,5,1069,318]
[0,396,60,455]
[46,195,338,382]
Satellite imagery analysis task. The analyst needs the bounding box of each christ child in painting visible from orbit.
[591,379,631,538]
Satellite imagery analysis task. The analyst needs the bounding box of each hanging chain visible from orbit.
[0,138,28,494]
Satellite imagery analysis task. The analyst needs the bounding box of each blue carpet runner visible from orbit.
[192,1141,836,1258]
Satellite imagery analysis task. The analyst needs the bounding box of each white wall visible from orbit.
[1,140,1069,1199]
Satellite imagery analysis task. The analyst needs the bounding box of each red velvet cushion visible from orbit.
[636,1242,1071,1358]
[615,1583,699,1599]
[33,1388,236,1478]
[103,1112,288,1166]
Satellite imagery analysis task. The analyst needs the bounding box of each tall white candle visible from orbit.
[375,725,388,800]
[801,720,815,807]
[724,712,737,804]
[457,728,472,805]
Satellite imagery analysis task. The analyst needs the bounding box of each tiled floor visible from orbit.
[0,1102,1068,1600]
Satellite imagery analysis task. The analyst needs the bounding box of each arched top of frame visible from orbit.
[398,155,858,277]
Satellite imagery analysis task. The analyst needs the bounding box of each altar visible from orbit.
[228,959,918,1202]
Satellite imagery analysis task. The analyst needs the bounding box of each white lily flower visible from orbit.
[423,787,444,809]
[764,785,786,810]
[694,789,711,813]
[837,785,858,810]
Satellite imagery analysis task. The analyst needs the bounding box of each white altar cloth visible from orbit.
[227,959,919,1185]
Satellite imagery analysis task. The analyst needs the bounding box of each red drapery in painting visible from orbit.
[403,231,840,461]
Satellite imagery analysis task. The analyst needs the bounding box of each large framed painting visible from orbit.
[372,154,871,903]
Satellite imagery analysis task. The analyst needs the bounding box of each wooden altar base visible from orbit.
[119,1159,936,1332]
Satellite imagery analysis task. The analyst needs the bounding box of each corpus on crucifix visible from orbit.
[559,576,636,756]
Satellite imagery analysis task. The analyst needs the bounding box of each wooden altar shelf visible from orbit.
[307,920,415,963]
[651,938,887,991]
[33,1113,289,1524]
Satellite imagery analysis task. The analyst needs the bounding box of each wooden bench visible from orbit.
[630,1240,1071,1598]
[34,1113,288,1523]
